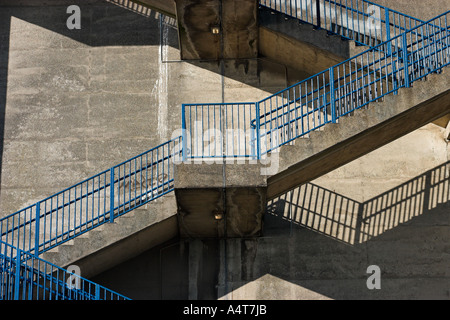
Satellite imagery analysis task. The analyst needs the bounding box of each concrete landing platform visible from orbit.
[175,162,267,238]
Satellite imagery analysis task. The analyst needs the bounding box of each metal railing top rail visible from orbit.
[259,0,438,48]
[0,240,131,300]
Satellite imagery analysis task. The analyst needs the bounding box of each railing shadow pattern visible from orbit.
[267,161,450,245]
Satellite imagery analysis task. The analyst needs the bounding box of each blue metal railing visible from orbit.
[181,102,259,160]
[183,11,450,157]
[0,137,182,257]
[0,5,448,301]
[259,0,433,49]
[0,240,130,300]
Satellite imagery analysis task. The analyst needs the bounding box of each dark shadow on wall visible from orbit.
[91,161,449,300]
[257,161,450,299]
[266,161,450,245]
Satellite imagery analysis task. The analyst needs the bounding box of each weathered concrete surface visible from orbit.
[0,1,290,276]
[175,0,258,60]
[2,0,449,300]
[0,2,289,216]
[175,163,266,238]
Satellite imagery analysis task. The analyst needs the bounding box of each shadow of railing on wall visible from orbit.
[105,0,177,27]
[267,161,450,245]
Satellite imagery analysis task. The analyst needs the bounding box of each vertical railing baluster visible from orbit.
[329,66,337,123]
[34,202,40,257]
[402,32,410,87]
[255,102,261,160]
[14,251,21,300]
[109,167,115,223]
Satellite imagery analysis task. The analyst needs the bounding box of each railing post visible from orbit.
[14,251,21,300]
[181,104,187,162]
[109,167,115,223]
[34,202,40,257]
[255,102,261,160]
[402,33,410,88]
[329,66,337,123]
[95,284,100,300]
[384,7,392,55]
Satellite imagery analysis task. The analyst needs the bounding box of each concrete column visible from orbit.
[188,239,203,300]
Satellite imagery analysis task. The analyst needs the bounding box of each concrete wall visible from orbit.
[1,0,449,300]
[0,0,289,216]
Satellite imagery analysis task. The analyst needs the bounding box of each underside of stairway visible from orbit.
[37,1,383,276]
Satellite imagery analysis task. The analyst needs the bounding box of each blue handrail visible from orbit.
[0,137,182,257]
[259,0,432,48]
[183,10,450,156]
[0,240,130,300]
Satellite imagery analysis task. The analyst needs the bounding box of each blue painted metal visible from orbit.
[0,137,182,258]
[182,102,256,159]
[183,11,449,157]
[0,240,130,300]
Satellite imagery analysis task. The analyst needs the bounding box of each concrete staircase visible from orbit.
[41,194,178,278]
[5,2,446,282]
[39,12,450,279]
[268,67,450,199]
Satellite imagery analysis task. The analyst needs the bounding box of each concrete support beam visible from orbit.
[174,0,258,60]
[175,163,267,238]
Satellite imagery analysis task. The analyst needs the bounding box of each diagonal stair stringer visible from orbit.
[268,68,450,199]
